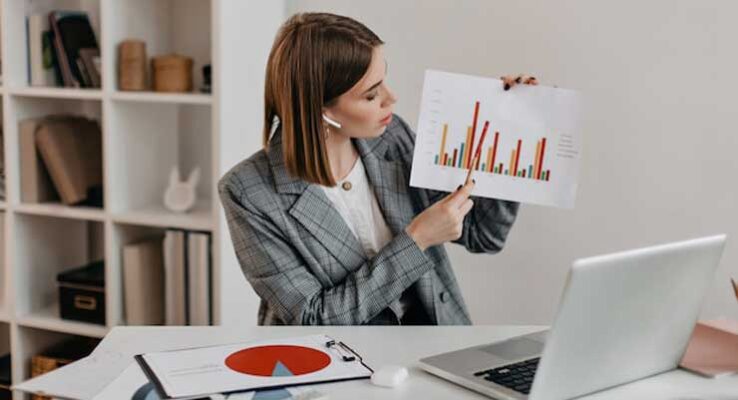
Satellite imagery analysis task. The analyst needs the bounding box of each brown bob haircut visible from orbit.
[263,12,384,186]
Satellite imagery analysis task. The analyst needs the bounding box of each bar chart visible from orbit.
[433,101,553,182]
[410,70,583,208]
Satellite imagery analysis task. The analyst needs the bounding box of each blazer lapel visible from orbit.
[288,185,367,268]
[268,130,367,270]
[355,137,415,236]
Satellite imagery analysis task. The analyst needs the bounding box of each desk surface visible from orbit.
[17,325,738,399]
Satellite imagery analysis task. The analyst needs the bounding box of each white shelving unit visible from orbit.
[0,0,287,398]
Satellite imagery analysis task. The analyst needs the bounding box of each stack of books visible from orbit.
[123,230,213,326]
[26,11,100,88]
[19,115,103,207]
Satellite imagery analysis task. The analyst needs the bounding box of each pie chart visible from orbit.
[225,345,331,377]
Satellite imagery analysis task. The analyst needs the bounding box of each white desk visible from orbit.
[15,325,738,399]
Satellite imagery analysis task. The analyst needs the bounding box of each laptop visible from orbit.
[419,235,726,400]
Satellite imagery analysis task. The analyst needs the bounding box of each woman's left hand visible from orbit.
[500,74,538,91]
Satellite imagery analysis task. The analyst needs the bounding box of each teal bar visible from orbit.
[459,143,465,168]
[529,165,533,179]
[435,155,439,165]
[481,163,486,171]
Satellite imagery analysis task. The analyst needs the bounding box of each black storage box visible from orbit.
[57,260,105,325]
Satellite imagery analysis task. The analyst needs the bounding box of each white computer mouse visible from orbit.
[370,365,409,388]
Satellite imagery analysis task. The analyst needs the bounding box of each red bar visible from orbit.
[499,163,503,174]
[472,121,490,171]
[522,170,526,178]
[546,170,551,181]
[513,139,522,176]
[452,149,458,167]
[469,101,480,167]
[442,153,448,165]
[537,138,547,179]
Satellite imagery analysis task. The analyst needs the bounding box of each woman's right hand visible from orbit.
[405,181,475,251]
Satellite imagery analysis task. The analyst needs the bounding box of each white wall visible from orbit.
[280,0,738,324]
[216,0,288,326]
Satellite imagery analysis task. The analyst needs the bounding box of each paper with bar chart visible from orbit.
[410,70,583,208]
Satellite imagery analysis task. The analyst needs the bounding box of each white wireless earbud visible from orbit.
[322,114,342,129]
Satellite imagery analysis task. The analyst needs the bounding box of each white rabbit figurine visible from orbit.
[164,166,200,213]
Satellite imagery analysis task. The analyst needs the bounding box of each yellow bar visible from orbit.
[509,150,516,175]
[439,124,448,162]
[486,147,493,172]
[464,126,473,168]
[534,140,541,179]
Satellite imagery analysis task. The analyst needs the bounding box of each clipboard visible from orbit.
[134,334,373,399]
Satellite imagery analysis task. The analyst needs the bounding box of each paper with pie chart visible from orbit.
[136,334,372,399]
[410,69,584,208]
[93,362,325,400]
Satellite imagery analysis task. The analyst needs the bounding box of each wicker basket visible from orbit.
[152,54,193,92]
[30,355,73,400]
[29,337,99,400]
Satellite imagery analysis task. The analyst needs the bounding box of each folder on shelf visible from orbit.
[35,117,102,205]
[164,230,187,325]
[187,232,212,326]
[123,237,166,326]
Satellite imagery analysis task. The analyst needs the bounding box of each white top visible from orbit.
[321,157,415,321]
[321,157,393,258]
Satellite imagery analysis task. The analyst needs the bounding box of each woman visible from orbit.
[219,12,535,325]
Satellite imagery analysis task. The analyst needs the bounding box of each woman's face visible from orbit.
[323,45,398,140]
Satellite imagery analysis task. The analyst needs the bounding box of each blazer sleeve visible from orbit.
[218,177,435,325]
[393,115,520,254]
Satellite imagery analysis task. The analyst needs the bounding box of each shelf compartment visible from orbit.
[3,0,102,90]
[13,214,105,327]
[7,96,104,208]
[13,326,101,390]
[106,101,212,220]
[104,0,212,94]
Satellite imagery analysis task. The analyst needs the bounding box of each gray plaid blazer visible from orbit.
[218,114,519,325]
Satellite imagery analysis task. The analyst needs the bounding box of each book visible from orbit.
[187,232,212,326]
[123,237,165,325]
[46,29,64,86]
[27,14,56,86]
[19,117,63,203]
[48,11,99,88]
[35,117,102,205]
[163,230,187,325]
[79,48,101,87]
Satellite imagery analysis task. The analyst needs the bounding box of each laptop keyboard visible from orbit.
[474,357,540,395]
